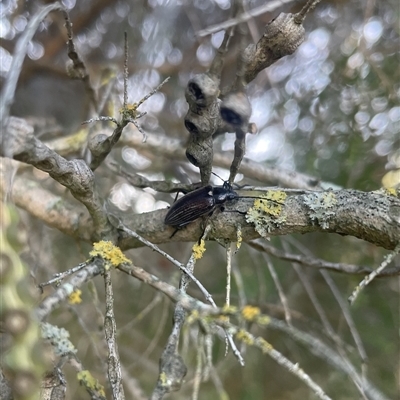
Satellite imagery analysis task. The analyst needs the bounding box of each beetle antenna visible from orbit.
[212,171,225,183]
[211,171,240,189]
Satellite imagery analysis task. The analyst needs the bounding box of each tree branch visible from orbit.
[249,240,400,276]
[2,117,116,242]
[3,166,398,252]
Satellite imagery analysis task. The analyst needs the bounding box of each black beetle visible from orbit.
[164,181,239,233]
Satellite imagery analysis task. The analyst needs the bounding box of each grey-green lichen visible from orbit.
[41,322,77,355]
[302,190,337,229]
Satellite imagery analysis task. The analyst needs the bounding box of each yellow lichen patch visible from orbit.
[187,310,200,324]
[235,329,254,345]
[245,190,288,237]
[218,315,230,324]
[252,198,283,217]
[384,187,398,197]
[257,315,271,326]
[120,103,139,119]
[159,372,168,386]
[77,370,106,398]
[192,240,206,260]
[257,337,274,353]
[265,190,287,203]
[90,241,131,268]
[68,289,82,304]
[222,304,238,315]
[382,169,400,190]
[248,190,287,218]
[241,305,261,321]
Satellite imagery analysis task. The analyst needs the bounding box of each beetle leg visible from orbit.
[223,209,247,215]
[173,191,180,203]
[169,227,180,238]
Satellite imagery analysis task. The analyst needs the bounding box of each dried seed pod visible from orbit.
[220,92,252,133]
[185,73,220,108]
[184,101,221,140]
[186,136,213,184]
[186,136,213,168]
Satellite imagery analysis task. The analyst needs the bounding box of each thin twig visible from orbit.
[63,9,97,109]
[294,0,322,24]
[35,259,104,322]
[249,240,398,276]
[123,32,128,108]
[264,254,292,327]
[225,242,232,309]
[117,222,216,305]
[224,242,232,357]
[349,242,400,304]
[135,77,170,109]
[192,334,203,400]
[196,0,296,37]
[320,270,368,363]
[107,160,202,193]
[38,262,87,291]
[286,236,368,363]
[104,269,125,400]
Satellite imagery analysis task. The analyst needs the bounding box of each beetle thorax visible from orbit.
[212,187,237,204]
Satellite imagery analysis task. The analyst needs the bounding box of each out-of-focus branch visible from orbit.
[196,0,296,37]
[45,128,322,190]
[123,130,322,189]
[249,240,400,276]
[0,163,94,242]
[108,161,202,193]
[0,369,13,400]
[63,9,98,110]
[0,2,65,148]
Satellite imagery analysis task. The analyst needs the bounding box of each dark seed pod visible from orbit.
[220,92,252,132]
[185,136,213,168]
[184,102,221,140]
[185,74,220,108]
[185,136,213,184]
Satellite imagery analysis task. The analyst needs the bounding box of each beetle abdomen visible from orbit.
[164,185,215,227]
